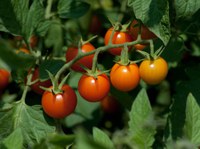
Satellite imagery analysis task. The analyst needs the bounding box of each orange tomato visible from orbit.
[139,57,168,85]
[110,63,140,92]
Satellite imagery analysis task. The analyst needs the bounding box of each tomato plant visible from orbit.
[78,73,110,102]
[0,0,200,148]
[42,85,77,119]
[104,27,133,55]
[65,43,95,72]
[30,67,52,95]
[0,69,10,91]
[139,57,168,85]
[110,63,140,92]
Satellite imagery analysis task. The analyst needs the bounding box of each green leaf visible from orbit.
[127,0,171,45]
[128,88,156,149]
[75,129,109,149]
[185,93,200,145]
[174,0,200,20]
[0,39,36,70]
[0,101,55,148]
[23,0,45,38]
[93,127,115,149]
[34,134,75,149]
[36,20,52,37]
[1,128,23,149]
[0,0,45,38]
[0,0,24,35]
[58,0,90,19]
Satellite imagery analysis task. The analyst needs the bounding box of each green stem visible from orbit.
[54,38,154,84]
[45,0,53,19]
[150,40,154,57]
[55,119,64,134]
[91,49,100,74]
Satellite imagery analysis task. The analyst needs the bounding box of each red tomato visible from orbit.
[30,67,52,95]
[129,20,157,50]
[104,27,133,55]
[110,63,140,92]
[14,35,38,48]
[65,43,95,72]
[78,73,110,102]
[100,95,120,114]
[129,20,157,40]
[89,15,102,35]
[139,57,168,85]
[42,85,77,119]
[0,69,10,91]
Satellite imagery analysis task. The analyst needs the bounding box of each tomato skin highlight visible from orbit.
[0,69,10,91]
[104,27,133,55]
[42,85,77,119]
[110,63,140,92]
[139,57,168,85]
[78,74,110,102]
[65,43,95,72]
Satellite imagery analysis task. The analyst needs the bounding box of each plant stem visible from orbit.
[54,38,153,84]
[91,49,100,73]
[45,0,53,19]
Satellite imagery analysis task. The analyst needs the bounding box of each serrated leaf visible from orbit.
[0,0,45,39]
[0,101,55,148]
[1,128,23,149]
[36,20,52,37]
[58,0,90,19]
[128,88,156,149]
[174,0,200,20]
[185,93,200,145]
[93,127,115,149]
[127,0,171,45]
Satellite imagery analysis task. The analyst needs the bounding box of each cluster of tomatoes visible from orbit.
[1,19,168,120]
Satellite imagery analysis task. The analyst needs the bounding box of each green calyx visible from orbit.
[116,45,131,66]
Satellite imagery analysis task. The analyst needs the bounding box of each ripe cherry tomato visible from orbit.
[15,48,30,54]
[30,67,52,95]
[104,27,133,55]
[42,85,77,118]
[78,73,110,102]
[0,69,10,91]
[14,35,38,48]
[129,20,157,40]
[139,57,168,85]
[133,43,147,50]
[65,43,95,72]
[100,95,120,114]
[110,63,140,92]
[129,20,157,50]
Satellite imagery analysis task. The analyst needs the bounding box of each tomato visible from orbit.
[133,43,147,50]
[100,95,120,114]
[129,20,157,50]
[110,63,140,92]
[139,57,168,85]
[42,85,77,119]
[65,43,95,72]
[15,48,30,54]
[30,67,52,95]
[14,35,38,48]
[78,73,110,102]
[89,15,102,35]
[129,20,157,40]
[104,27,133,55]
[0,69,10,91]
